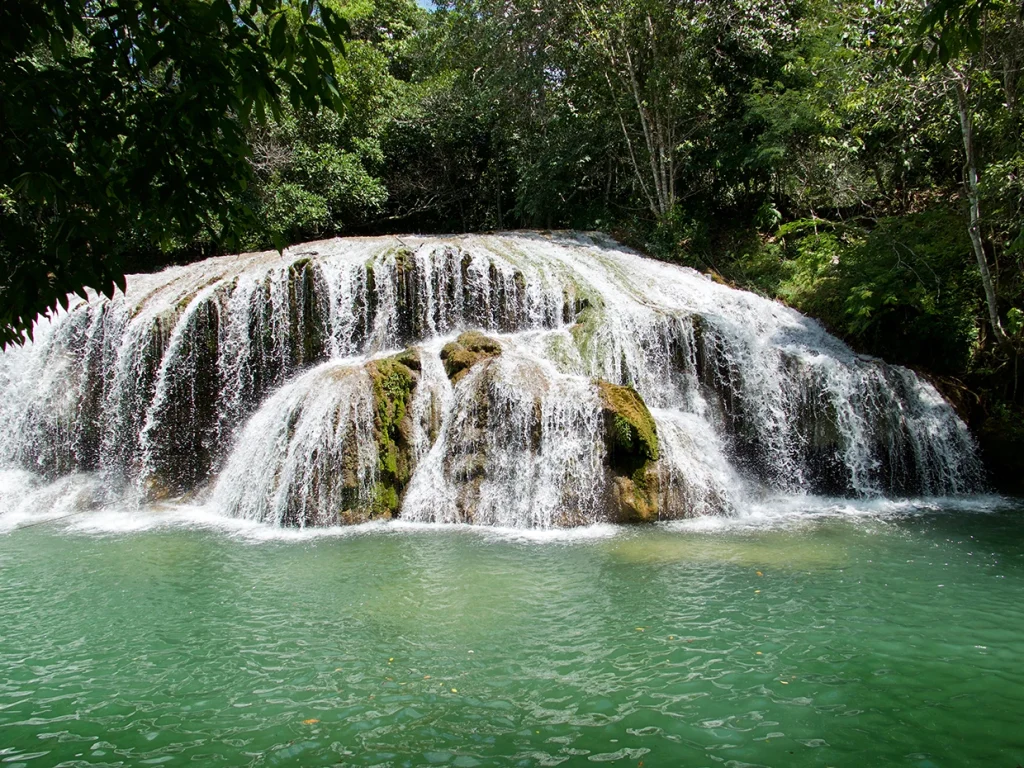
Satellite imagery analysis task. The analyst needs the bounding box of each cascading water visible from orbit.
[0,232,983,527]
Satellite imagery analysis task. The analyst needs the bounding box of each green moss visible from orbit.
[541,333,582,374]
[630,466,660,521]
[392,246,415,272]
[366,349,420,517]
[569,304,601,344]
[393,347,422,371]
[370,481,400,518]
[597,380,658,464]
[596,380,661,523]
[368,356,415,473]
[440,331,502,383]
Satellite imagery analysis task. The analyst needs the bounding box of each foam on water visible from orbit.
[0,232,984,528]
[0,473,1010,543]
[666,492,1016,533]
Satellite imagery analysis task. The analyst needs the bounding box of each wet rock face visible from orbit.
[610,469,660,523]
[440,365,497,524]
[142,295,222,497]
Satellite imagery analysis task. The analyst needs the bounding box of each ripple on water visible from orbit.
[1,502,1024,766]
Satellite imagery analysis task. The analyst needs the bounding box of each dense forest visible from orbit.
[2,0,1022,489]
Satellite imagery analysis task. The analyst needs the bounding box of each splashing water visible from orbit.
[0,232,982,527]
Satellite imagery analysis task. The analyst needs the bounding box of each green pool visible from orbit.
[2,498,1023,767]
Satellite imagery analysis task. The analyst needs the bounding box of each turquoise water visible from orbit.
[1,500,1023,767]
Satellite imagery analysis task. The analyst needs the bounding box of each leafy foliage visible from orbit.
[733,211,981,374]
[0,0,349,345]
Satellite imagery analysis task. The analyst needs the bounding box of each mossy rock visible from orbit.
[611,466,661,523]
[393,246,415,272]
[597,380,659,468]
[596,380,661,523]
[392,347,422,372]
[370,482,401,518]
[440,331,502,383]
[366,349,421,517]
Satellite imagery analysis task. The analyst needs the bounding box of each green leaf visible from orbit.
[270,14,288,60]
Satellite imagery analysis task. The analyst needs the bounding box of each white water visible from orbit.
[0,232,982,528]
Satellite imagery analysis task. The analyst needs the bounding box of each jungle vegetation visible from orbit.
[2,0,1022,488]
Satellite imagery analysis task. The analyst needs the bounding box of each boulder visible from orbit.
[365,349,421,518]
[440,331,502,383]
[596,380,661,522]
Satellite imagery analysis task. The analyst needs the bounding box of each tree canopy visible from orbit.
[0,0,349,345]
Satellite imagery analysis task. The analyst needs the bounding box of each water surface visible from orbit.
[2,498,1023,767]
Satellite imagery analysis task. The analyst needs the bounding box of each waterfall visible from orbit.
[0,232,983,527]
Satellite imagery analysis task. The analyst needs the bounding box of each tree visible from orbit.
[898,0,1024,347]
[0,0,349,346]
[399,0,798,235]
[233,0,429,247]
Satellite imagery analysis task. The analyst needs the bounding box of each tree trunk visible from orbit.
[954,75,1006,345]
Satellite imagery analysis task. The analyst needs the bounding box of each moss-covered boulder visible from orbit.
[440,331,502,383]
[392,346,422,372]
[596,380,661,522]
[366,349,420,518]
[598,381,659,466]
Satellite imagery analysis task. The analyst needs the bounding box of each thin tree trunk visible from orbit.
[576,0,673,219]
[578,1,658,218]
[622,42,667,215]
[954,75,1006,344]
[606,72,659,218]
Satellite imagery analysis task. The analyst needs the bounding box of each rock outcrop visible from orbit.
[597,381,661,522]
[440,331,503,383]
[366,349,421,518]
